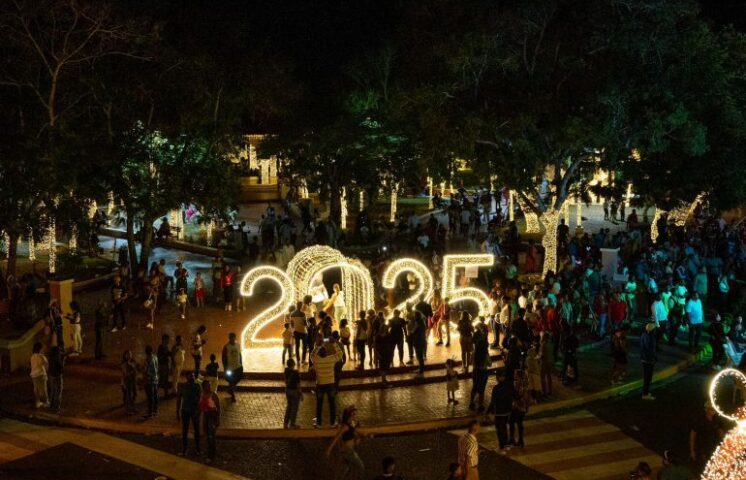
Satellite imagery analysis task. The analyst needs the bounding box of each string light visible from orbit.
[508,191,515,222]
[563,201,570,226]
[382,258,435,314]
[340,187,348,230]
[48,219,56,274]
[88,200,98,220]
[287,245,375,320]
[390,182,399,223]
[359,190,365,213]
[27,230,35,262]
[575,198,582,229]
[107,192,115,219]
[625,183,633,208]
[206,220,214,246]
[427,176,434,210]
[300,180,309,200]
[651,208,665,244]
[68,226,77,252]
[441,254,494,314]
[702,368,746,479]
[515,195,541,234]
[671,192,705,227]
[541,209,561,276]
[239,266,296,348]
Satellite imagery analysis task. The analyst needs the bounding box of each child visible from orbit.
[282,323,294,365]
[445,358,459,405]
[205,354,220,393]
[177,288,188,319]
[194,272,205,308]
[339,319,352,360]
[611,325,628,384]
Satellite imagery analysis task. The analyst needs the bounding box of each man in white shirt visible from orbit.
[686,293,704,352]
[458,420,481,480]
[651,293,669,346]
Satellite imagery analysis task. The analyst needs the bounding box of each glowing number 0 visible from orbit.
[702,368,746,480]
[382,258,434,314]
[441,254,494,315]
[239,266,295,349]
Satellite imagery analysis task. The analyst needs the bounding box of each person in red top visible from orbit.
[607,292,627,331]
[220,265,234,311]
[545,304,561,359]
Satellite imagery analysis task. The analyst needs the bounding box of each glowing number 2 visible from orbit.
[441,254,494,315]
[382,258,434,314]
[239,266,295,349]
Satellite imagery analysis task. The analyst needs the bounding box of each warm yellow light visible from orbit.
[359,190,365,212]
[27,230,35,261]
[651,208,664,243]
[47,219,56,274]
[68,226,77,252]
[427,177,434,209]
[515,195,540,234]
[508,190,514,222]
[239,266,296,348]
[442,254,494,314]
[575,198,582,228]
[702,368,746,479]
[382,258,434,314]
[541,209,561,276]
[390,183,399,223]
[340,187,348,230]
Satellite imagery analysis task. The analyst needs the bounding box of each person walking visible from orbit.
[708,314,726,370]
[283,359,302,429]
[388,309,407,366]
[469,322,490,412]
[177,371,202,456]
[121,350,137,415]
[640,322,657,400]
[291,301,308,364]
[30,342,49,408]
[192,325,207,376]
[509,369,530,448]
[47,345,64,412]
[446,359,460,405]
[66,301,83,356]
[458,420,480,480]
[199,380,220,463]
[353,310,368,369]
[611,325,629,384]
[221,332,243,402]
[411,307,428,377]
[327,405,365,479]
[143,345,159,417]
[686,293,704,353]
[486,369,513,453]
[171,335,185,393]
[110,276,128,332]
[311,344,344,427]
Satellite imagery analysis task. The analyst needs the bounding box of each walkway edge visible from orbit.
[1,351,699,440]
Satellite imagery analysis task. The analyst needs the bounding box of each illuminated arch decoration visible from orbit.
[239,266,295,349]
[382,258,434,314]
[442,254,494,314]
[702,368,746,479]
[287,245,375,319]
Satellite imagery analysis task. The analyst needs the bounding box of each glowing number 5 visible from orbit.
[239,266,295,349]
[382,258,434,314]
[441,254,494,315]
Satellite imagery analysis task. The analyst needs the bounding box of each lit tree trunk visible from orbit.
[651,208,666,244]
[515,195,541,234]
[540,209,562,276]
[6,233,19,278]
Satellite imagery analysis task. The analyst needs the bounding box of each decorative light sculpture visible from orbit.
[625,183,633,208]
[239,266,296,349]
[300,180,309,200]
[702,368,746,480]
[541,209,561,276]
[382,258,435,314]
[390,182,399,223]
[441,254,494,314]
[286,245,375,318]
[340,187,348,230]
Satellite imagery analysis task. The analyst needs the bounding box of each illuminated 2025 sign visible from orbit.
[239,245,494,348]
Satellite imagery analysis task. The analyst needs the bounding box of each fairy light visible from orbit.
[625,183,633,208]
[206,220,214,246]
[382,258,435,314]
[563,201,570,225]
[68,226,77,252]
[390,182,399,223]
[239,266,296,348]
[48,219,56,274]
[508,191,515,222]
[541,209,561,276]
[340,187,348,230]
[428,176,434,209]
[575,198,582,229]
[88,200,98,220]
[442,254,494,314]
[440,181,447,198]
[300,180,309,200]
[27,230,35,262]
[287,245,375,319]
[359,190,365,212]
[702,368,746,480]
[651,208,665,244]
[515,195,541,234]
[107,192,115,218]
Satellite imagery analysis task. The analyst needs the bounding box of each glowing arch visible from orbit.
[287,245,375,318]
[382,258,434,314]
[702,368,746,479]
[239,266,295,349]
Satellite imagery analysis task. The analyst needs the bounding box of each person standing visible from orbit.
[291,301,308,364]
[283,359,302,429]
[110,276,128,332]
[509,369,530,449]
[177,371,202,456]
[458,420,480,480]
[192,325,207,376]
[686,293,704,352]
[30,342,49,408]
[414,295,433,357]
[411,307,428,377]
[538,332,554,398]
[640,322,657,401]
[690,401,725,472]
[171,336,185,393]
[221,265,234,311]
[331,283,347,323]
[311,344,343,427]
[221,332,243,403]
[121,350,137,415]
[143,345,159,417]
[47,345,64,412]
[326,405,365,479]
[157,335,172,398]
[651,293,669,347]
[387,309,406,366]
[458,312,475,374]
[354,310,368,369]
[199,380,220,463]
[486,369,513,453]
[469,322,490,412]
[708,314,726,370]
[66,301,83,356]
[94,300,107,360]
[194,272,205,308]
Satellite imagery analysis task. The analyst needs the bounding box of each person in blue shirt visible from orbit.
[686,293,704,352]
[143,345,159,417]
[640,323,657,401]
